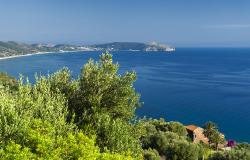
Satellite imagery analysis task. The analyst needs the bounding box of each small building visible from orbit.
[186,125,209,144]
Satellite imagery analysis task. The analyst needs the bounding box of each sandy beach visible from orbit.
[0,50,86,61]
[0,51,55,60]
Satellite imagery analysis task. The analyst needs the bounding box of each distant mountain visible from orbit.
[0,41,175,58]
[0,41,81,58]
[0,41,35,57]
[91,42,146,51]
[91,42,175,52]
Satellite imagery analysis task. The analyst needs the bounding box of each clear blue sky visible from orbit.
[0,0,250,47]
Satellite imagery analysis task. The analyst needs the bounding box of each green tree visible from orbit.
[143,148,160,160]
[49,53,141,127]
[150,118,168,132]
[140,119,187,137]
[236,143,250,150]
[203,122,217,142]
[210,131,225,151]
[0,72,18,91]
[95,114,143,158]
[0,69,138,159]
[203,122,225,150]
[164,140,201,160]
[77,52,140,122]
[165,121,187,137]
[46,52,143,157]
[209,148,250,160]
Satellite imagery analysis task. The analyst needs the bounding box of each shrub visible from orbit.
[209,149,250,160]
[0,72,18,91]
[143,148,161,160]
[164,140,201,160]
[96,114,143,158]
[0,141,35,160]
[165,121,187,137]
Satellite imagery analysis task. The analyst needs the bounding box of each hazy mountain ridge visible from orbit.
[0,41,175,58]
[91,42,175,51]
[0,41,80,57]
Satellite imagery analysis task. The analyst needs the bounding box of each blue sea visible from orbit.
[0,48,250,142]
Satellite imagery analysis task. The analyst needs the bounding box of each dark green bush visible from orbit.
[0,72,18,90]
[144,148,161,160]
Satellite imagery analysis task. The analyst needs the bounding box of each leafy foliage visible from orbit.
[0,52,143,159]
[203,122,225,150]
[209,149,250,160]
[44,52,142,157]
[139,118,208,160]
[143,148,160,160]
[95,114,142,157]
[77,52,140,121]
[0,72,18,90]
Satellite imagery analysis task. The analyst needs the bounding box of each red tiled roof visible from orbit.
[186,125,198,131]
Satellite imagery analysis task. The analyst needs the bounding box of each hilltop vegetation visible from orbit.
[0,41,81,57]
[0,52,249,160]
[91,42,174,51]
[0,41,34,57]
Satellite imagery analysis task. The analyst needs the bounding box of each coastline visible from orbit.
[0,50,85,61]
[0,48,175,61]
[0,52,54,60]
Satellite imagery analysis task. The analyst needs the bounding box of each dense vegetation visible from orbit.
[0,72,18,90]
[0,52,249,159]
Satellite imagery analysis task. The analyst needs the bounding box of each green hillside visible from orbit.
[91,42,175,51]
[0,41,78,58]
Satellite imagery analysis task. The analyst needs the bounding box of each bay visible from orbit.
[1,48,250,142]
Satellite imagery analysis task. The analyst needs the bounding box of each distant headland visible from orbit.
[0,41,175,59]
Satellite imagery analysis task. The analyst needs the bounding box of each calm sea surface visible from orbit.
[1,48,250,142]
